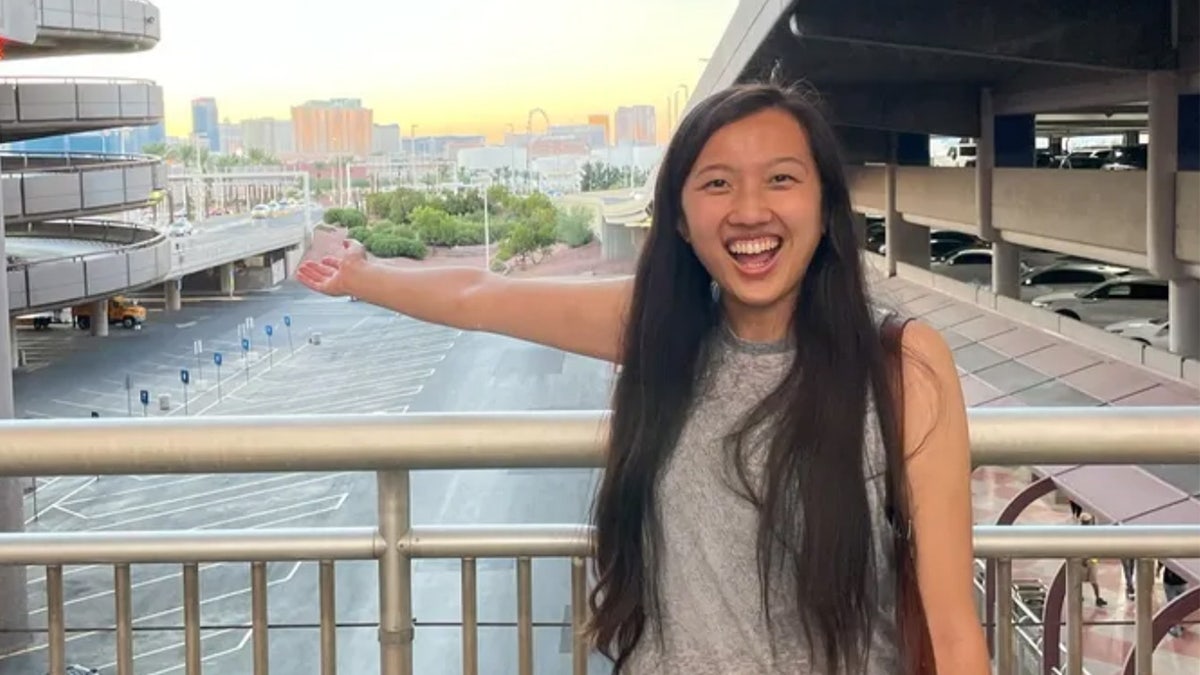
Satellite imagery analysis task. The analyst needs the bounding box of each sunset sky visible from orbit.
[1,0,737,143]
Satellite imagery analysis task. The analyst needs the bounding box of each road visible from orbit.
[2,280,615,675]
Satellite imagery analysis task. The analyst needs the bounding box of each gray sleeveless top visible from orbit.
[624,324,901,674]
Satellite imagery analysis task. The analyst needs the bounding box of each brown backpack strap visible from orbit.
[879,312,937,674]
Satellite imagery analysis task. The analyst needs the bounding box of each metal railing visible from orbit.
[0,407,1197,675]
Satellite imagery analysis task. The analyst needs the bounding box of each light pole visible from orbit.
[409,124,419,187]
[481,176,491,270]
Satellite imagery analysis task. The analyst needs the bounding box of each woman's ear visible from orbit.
[677,219,691,243]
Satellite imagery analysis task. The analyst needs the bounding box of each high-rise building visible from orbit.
[372,123,401,155]
[614,105,657,146]
[219,120,242,155]
[191,97,220,151]
[241,118,294,157]
[291,98,373,157]
[587,114,610,145]
[548,124,607,149]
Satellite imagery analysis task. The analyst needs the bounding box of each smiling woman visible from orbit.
[296,81,988,675]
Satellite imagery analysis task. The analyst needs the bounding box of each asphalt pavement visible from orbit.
[2,278,617,675]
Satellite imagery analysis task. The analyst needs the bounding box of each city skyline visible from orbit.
[0,0,735,142]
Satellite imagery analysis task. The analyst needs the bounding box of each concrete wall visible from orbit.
[847,167,1200,275]
[7,235,172,313]
[3,80,163,126]
[36,0,161,40]
[2,158,166,222]
[863,252,1200,387]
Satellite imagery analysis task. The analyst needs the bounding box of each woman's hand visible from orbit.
[295,239,368,297]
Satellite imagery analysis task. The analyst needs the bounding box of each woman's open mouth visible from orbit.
[726,235,782,276]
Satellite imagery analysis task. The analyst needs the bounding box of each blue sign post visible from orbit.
[139,389,150,417]
[283,315,294,354]
[242,338,252,383]
[264,325,274,368]
[213,352,224,401]
[180,369,191,415]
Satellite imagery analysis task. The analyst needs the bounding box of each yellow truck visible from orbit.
[72,296,147,330]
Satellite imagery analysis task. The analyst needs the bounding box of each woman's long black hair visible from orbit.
[587,82,910,674]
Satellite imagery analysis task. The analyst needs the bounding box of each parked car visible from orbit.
[1104,318,1170,350]
[1020,262,1130,300]
[1031,276,1169,326]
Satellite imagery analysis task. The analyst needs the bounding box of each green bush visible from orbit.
[555,205,594,247]
[365,232,427,260]
[323,208,366,229]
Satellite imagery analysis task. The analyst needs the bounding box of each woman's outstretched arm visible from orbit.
[296,242,633,364]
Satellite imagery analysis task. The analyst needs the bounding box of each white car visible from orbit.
[166,219,194,237]
[251,204,270,219]
[1031,276,1169,327]
[1105,318,1170,350]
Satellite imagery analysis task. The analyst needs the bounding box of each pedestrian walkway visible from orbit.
[873,272,1198,675]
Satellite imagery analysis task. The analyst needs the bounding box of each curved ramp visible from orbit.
[1,152,165,223]
[5,219,170,313]
[0,78,164,143]
[0,0,160,59]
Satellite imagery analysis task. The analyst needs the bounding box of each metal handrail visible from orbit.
[0,408,1194,675]
[0,76,158,86]
[0,524,1195,566]
[0,406,1194,476]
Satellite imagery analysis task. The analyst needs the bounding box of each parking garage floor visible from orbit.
[872,273,1198,675]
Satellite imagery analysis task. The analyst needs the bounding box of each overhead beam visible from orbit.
[819,84,980,138]
[787,0,1175,72]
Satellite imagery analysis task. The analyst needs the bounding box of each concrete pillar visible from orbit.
[1170,93,1199,357]
[1047,135,1064,156]
[220,263,236,296]
[1147,72,1179,280]
[850,211,869,249]
[90,299,110,337]
[8,322,17,371]
[1179,94,1199,171]
[1169,280,1200,357]
[984,91,1033,298]
[884,134,929,275]
[0,150,27,655]
[164,279,182,312]
[1122,130,1141,146]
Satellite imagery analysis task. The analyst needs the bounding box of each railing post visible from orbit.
[993,559,1014,675]
[378,470,413,675]
[1064,559,1084,675]
[1134,558,1155,675]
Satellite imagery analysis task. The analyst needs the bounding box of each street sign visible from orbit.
[193,339,203,355]
[242,338,250,351]
[180,369,190,385]
[283,315,292,327]
[139,390,150,406]
[265,325,273,337]
[246,316,255,329]
[214,352,223,366]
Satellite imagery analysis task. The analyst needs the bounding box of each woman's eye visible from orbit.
[770,174,797,184]
[703,178,729,189]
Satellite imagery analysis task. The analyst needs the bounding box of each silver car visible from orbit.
[1031,276,1169,327]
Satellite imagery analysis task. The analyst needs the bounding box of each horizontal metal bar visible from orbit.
[0,407,1195,477]
[0,524,1194,568]
[0,528,382,565]
[405,525,593,558]
[973,525,1200,558]
[0,412,606,475]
